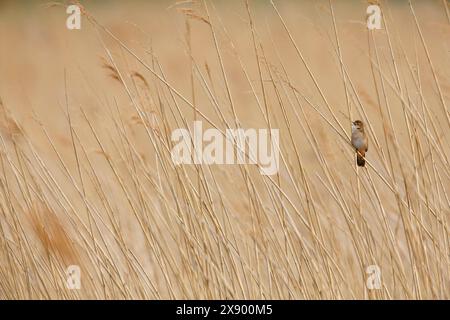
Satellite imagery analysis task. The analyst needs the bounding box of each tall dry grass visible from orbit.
[0,0,448,299]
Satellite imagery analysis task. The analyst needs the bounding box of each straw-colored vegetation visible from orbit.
[0,0,448,299]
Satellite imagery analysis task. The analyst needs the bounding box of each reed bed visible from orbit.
[0,0,448,299]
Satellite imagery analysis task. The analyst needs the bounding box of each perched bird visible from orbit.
[351,120,368,167]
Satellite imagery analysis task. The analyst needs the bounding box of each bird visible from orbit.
[351,120,368,167]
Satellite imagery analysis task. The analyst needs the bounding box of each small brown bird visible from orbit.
[351,120,368,167]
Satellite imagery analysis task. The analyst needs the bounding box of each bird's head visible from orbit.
[352,120,364,131]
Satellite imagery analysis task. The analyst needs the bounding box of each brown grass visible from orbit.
[0,0,448,299]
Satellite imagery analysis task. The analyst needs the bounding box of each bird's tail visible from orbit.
[357,151,365,167]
